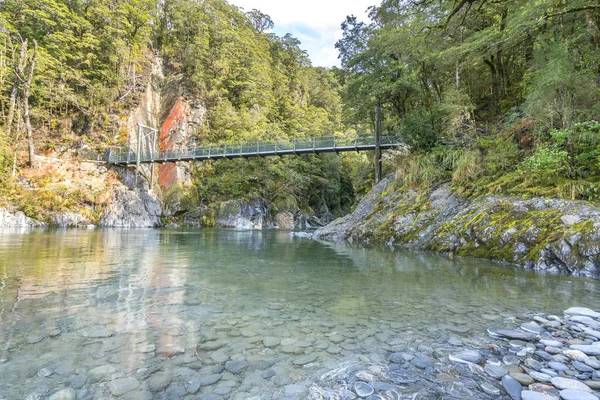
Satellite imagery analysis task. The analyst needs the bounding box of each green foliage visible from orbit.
[0,128,8,174]
[519,147,569,176]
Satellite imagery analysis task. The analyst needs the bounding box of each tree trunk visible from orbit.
[6,40,28,138]
[23,40,37,167]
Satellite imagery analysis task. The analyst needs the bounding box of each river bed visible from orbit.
[0,229,599,399]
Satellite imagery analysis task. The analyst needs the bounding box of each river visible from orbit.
[0,229,599,399]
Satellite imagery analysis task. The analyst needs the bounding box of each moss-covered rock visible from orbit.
[314,179,600,277]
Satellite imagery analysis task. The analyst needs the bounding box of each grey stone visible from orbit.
[481,382,501,396]
[526,358,544,371]
[549,362,570,372]
[559,389,599,400]
[489,328,538,341]
[502,375,523,400]
[522,323,546,334]
[292,354,318,366]
[48,388,76,400]
[521,391,558,400]
[449,350,481,364]
[284,384,308,398]
[200,374,222,386]
[511,372,535,385]
[529,371,552,383]
[541,340,564,348]
[263,337,280,348]
[107,377,140,396]
[565,308,600,319]
[410,355,432,369]
[225,360,248,374]
[354,381,374,398]
[570,345,600,357]
[573,361,595,372]
[551,377,593,392]
[485,364,508,379]
[146,371,172,392]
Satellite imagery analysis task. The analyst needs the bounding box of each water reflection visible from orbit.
[0,228,598,398]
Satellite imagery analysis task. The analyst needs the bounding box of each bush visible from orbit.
[519,147,569,176]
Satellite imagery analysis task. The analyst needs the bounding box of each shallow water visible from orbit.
[0,228,599,399]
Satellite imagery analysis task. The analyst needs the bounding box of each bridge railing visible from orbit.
[107,135,402,164]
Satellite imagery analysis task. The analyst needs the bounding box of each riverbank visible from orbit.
[313,177,600,277]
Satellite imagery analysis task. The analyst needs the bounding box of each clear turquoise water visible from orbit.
[0,229,598,399]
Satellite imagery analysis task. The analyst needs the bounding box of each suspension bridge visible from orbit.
[107,135,402,165]
[106,103,400,188]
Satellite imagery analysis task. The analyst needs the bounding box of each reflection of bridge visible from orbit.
[107,135,403,165]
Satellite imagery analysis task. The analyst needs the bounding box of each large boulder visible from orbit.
[99,188,161,227]
[0,208,45,228]
[50,212,91,227]
[216,198,272,229]
[314,179,600,277]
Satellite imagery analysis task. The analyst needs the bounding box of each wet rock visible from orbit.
[48,388,76,400]
[502,375,523,400]
[354,381,374,398]
[481,382,501,396]
[529,371,552,383]
[108,377,140,396]
[489,328,538,341]
[504,355,521,365]
[88,365,117,383]
[541,340,564,348]
[584,380,600,390]
[209,349,229,363]
[564,308,600,319]
[549,362,570,372]
[570,317,600,330]
[521,391,558,400]
[186,380,202,394]
[485,364,508,379]
[564,350,590,360]
[283,384,308,398]
[573,361,595,372]
[551,377,593,392]
[522,323,546,334]
[529,383,560,397]
[511,372,535,385]
[225,360,248,374]
[410,355,432,369]
[449,350,481,364]
[263,337,280,348]
[146,371,172,392]
[526,358,545,371]
[559,389,599,400]
[570,345,600,357]
[200,374,222,386]
[292,354,318,366]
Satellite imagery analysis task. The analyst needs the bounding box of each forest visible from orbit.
[0,0,599,223]
[336,0,600,200]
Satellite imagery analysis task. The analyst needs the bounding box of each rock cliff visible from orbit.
[314,178,600,277]
[0,208,45,228]
[99,188,161,228]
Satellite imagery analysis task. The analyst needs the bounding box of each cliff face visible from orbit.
[314,178,600,277]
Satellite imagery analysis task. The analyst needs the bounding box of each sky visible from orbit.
[229,0,375,67]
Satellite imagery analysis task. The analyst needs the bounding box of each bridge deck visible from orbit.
[108,135,402,165]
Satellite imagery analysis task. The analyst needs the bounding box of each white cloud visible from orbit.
[229,0,375,67]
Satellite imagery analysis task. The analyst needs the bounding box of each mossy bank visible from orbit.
[314,178,600,277]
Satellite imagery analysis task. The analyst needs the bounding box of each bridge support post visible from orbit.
[375,102,382,183]
[135,124,142,193]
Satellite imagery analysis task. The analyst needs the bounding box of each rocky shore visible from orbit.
[314,178,600,277]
